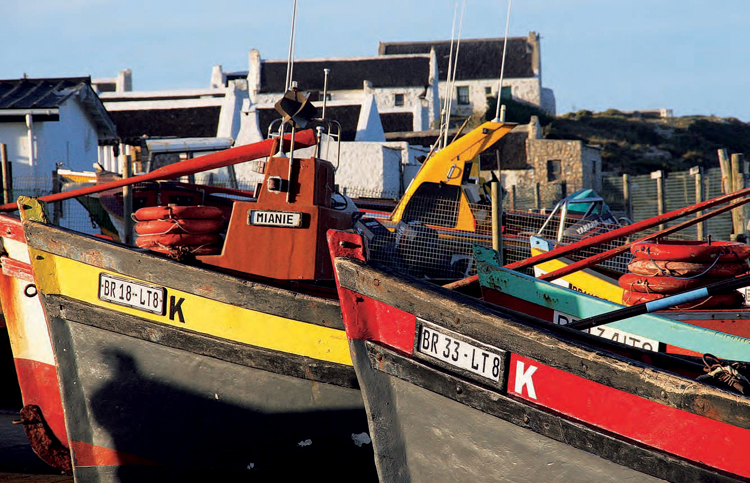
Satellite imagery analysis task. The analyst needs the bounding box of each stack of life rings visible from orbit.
[133,205,225,259]
[620,239,750,309]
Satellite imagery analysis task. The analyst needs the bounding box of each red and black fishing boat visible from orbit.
[329,229,750,483]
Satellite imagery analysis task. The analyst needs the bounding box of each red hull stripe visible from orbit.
[508,353,750,477]
[14,357,68,446]
[71,441,158,467]
[338,288,416,354]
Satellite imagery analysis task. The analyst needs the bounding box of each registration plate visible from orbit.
[415,319,506,384]
[99,273,165,315]
[553,310,661,351]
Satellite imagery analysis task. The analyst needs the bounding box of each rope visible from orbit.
[645,249,722,280]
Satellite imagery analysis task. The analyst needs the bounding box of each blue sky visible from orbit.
[3,0,749,120]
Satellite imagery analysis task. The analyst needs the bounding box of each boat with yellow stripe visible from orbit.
[19,93,378,479]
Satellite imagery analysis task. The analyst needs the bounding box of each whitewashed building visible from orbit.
[0,77,117,192]
[379,32,556,119]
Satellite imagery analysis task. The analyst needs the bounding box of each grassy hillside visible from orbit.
[486,97,750,175]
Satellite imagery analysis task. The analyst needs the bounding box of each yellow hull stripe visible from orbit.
[531,248,624,303]
[30,249,352,366]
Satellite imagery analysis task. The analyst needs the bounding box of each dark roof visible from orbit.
[227,56,431,93]
[0,77,91,109]
[109,106,221,145]
[379,37,534,81]
[258,104,362,142]
[0,77,116,138]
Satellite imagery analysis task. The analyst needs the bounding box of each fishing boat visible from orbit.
[11,92,379,479]
[0,213,71,472]
[328,228,750,483]
[473,245,750,359]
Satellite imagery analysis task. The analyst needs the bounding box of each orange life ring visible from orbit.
[622,289,744,309]
[134,205,223,222]
[135,233,223,249]
[134,218,224,236]
[628,259,748,278]
[617,272,720,294]
[631,240,750,263]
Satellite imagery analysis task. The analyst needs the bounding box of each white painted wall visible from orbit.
[0,100,102,192]
[440,77,544,119]
[233,140,429,200]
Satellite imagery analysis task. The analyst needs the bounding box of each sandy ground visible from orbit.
[0,409,71,483]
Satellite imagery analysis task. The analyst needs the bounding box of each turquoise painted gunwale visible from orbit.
[474,246,750,361]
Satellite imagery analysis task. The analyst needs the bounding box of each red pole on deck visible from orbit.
[539,197,750,282]
[0,130,317,212]
[504,188,750,272]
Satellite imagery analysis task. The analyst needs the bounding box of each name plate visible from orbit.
[249,210,302,228]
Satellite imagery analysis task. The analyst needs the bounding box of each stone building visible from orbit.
[484,117,602,208]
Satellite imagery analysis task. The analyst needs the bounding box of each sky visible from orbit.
[2,0,750,121]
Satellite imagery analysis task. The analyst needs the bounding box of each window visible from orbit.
[485,86,492,96]
[394,93,404,106]
[500,86,512,100]
[456,86,470,105]
[547,159,562,182]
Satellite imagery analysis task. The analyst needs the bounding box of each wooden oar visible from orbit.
[0,129,316,212]
[568,273,750,331]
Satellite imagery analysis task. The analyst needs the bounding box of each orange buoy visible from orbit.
[631,240,750,263]
[135,232,223,256]
[134,205,223,222]
[628,259,748,278]
[134,218,225,236]
[622,289,744,309]
[617,272,720,294]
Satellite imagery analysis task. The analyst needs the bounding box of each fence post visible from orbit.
[0,144,11,205]
[622,173,631,221]
[690,166,705,239]
[651,170,665,231]
[51,166,62,225]
[510,185,516,211]
[731,153,746,239]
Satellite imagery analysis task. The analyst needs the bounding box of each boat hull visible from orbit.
[0,215,70,471]
[350,338,665,482]
[329,230,750,483]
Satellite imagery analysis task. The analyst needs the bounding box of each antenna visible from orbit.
[443,0,465,149]
[277,0,299,157]
[285,0,299,92]
[493,0,513,122]
[440,1,465,149]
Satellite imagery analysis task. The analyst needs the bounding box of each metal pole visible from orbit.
[0,144,10,205]
[121,154,133,245]
[491,175,503,261]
